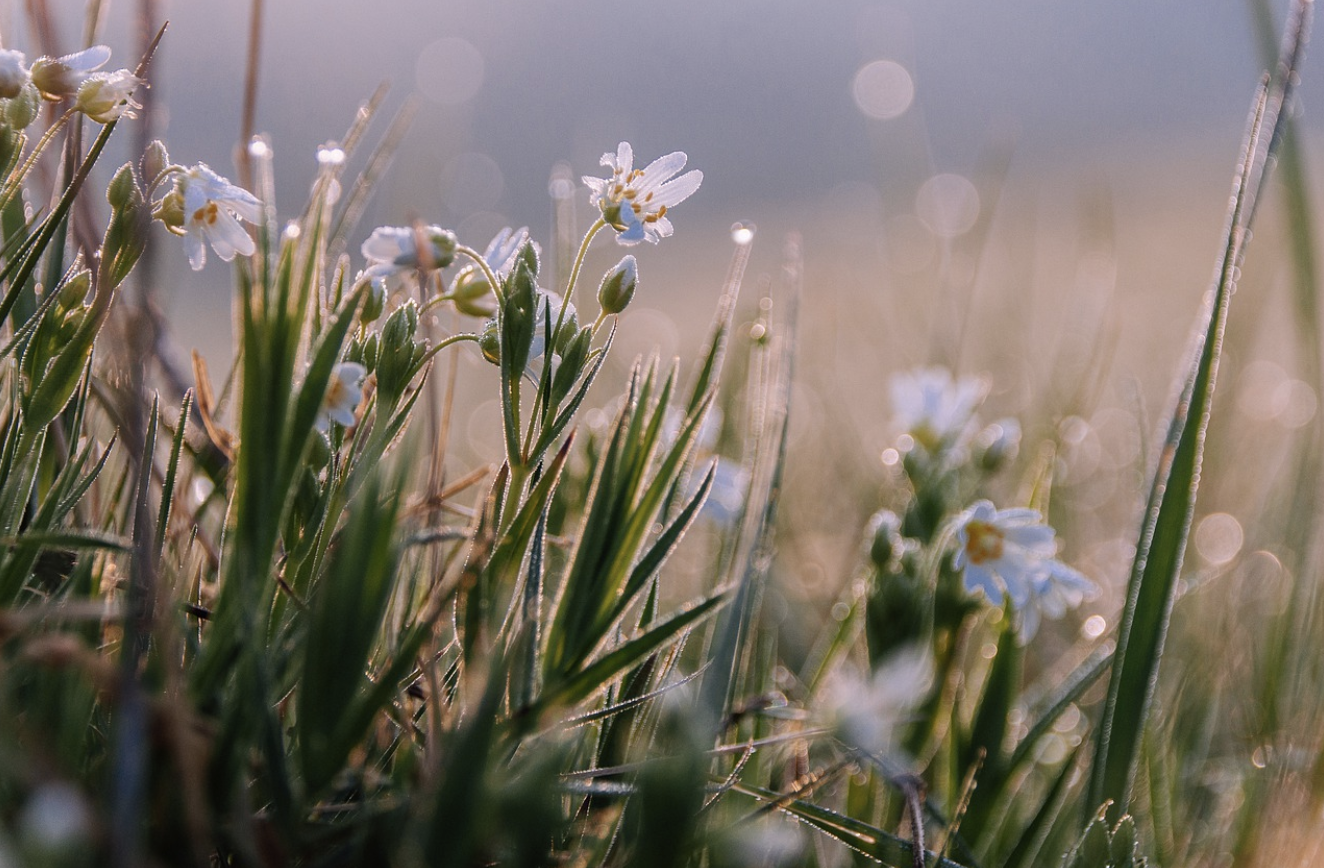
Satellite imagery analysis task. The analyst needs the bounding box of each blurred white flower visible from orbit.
[317,362,367,431]
[953,500,1096,639]
[821,648,931,757]
[361,224,458,295]
[74,69,142,124]
[173,164,261,271]
[31,45,110,99]
[583,142,702,245]
[18,782,92,854]
[0,49,29,99]
[890,366,988,453]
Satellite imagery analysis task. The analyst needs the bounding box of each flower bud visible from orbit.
[5,81,39,129]
[141,139,170,187]
[376,302,423,408]
[866,509,903,571]
[480,318,501,365]
[0,49,29,99]
[74,70,141,124]
[450,266,497,318]
[106,162,141,211]
[597,254,638,314]
[56,270,92,309]
[976,418,1021,473]
[153,188,184,232]
[424,227,458,269]
[31,45,110,100]
[500,261,538,375]
[360,276,385,324]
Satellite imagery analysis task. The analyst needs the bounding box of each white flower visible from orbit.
[890,366,988,453]
[0,49,29,99]
[953,500,1096,639]
[583,142,702,245]
[172,164,261,271]
[31,45,110,99]
[821,648,931,758]
[361,224,458,294]
[74,69,142,124]
[316,362,367,431]
[482,225,533,278]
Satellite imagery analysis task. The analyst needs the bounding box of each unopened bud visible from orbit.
[976,418,1021,473]
[31,45,110,100]
[0,49,29,99]
[5,81,39,128]
[866,510,903,571]
[450,265,497,318]
[56,270,91,309]
[597,254,638,314]
[141,140,170,187]
[107,163,141,211]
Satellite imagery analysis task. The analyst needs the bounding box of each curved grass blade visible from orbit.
[1087,1,1311,818]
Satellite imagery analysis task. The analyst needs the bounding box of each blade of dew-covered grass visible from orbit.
[700,234,800,731]
[1086,0,1311,820]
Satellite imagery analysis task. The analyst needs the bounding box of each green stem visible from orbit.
[0,109,76,213]
[565,218,605,302]
[416,331,480,367]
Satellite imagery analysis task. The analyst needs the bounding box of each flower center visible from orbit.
[964,520,1005,565]
[325,377,349,408]
[193,201,220,226]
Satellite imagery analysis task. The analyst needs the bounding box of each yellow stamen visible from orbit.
[964,521,1005,565]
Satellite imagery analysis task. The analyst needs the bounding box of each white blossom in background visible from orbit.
[953,500,1096,640]
[821,647,932,758]
[584,141,702,245]
[74,69,142,124]
[889,366,988,453]
[316,363,367,431]
[31,45,110,99]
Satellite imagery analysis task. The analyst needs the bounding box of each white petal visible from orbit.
[205,210,256,260]
[615,141,633,174]
[58,45,111,73]
[651,169,702,208]
[183,230,206,271]
[963,563,1003,605]
[637,151,687,189]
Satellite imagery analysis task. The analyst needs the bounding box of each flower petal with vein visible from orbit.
[583,142,702,245]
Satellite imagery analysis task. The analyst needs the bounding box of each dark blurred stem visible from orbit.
[238,0,265,189]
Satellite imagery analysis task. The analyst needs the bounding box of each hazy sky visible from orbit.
[62,0,1282,217]
[9,0,1310,359]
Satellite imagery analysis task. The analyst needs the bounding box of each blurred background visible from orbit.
[6,0,1320,638]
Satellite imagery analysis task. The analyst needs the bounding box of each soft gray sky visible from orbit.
[7,0,1310,363]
